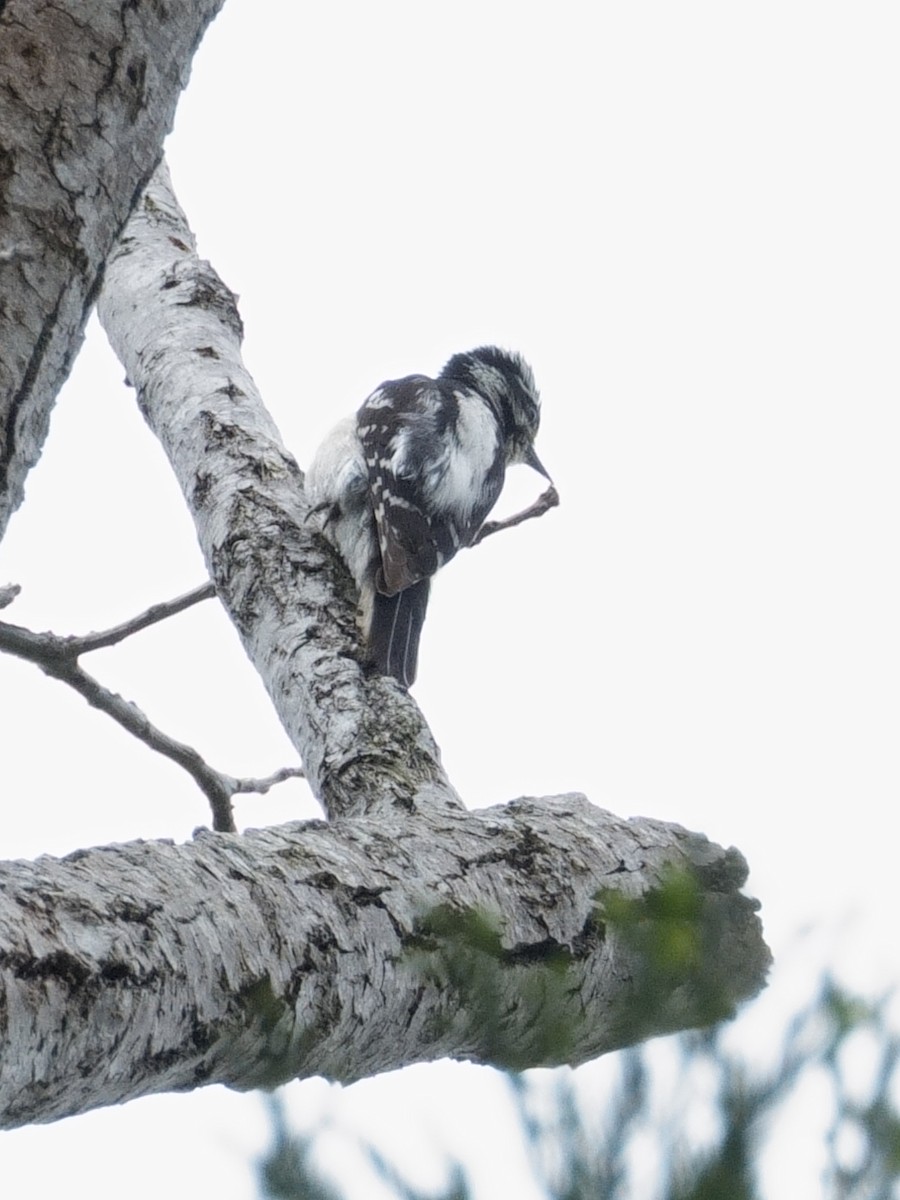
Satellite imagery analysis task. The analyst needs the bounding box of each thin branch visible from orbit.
[49,652,239,833]
[0,586,303,832]
[67,580,217,654]
[471,484,560,547]
[228,766,306,795]
[0,583,21,610]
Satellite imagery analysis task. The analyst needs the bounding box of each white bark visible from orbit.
[0,0,224,538]
[98,163,455,821]
[95,163,771,1118]
[0,795,768,1129]
[2,164,775,1129]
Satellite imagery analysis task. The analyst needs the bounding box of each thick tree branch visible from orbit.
[98,163,457,822]
[0,797,769,1129]
[0,0,225,539]
[0,0,772,1144]
[86,164,772,1122]
[0,589,302,832]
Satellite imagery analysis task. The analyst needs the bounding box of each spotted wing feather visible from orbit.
[358,378,449,594]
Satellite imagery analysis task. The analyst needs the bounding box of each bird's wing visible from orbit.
[358,379,445,595]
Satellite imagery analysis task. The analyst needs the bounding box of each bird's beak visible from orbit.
[524,444,552,482]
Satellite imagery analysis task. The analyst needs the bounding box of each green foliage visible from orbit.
[405,903,578,1068]
[258,1091,468,1200]
[257,976,900,1200]
[595,867,741,1037]
[259,1094,345,1200]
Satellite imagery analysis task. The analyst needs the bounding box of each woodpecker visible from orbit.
[305,346,551,688]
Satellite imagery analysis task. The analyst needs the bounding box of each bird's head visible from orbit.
[439,345,549,479]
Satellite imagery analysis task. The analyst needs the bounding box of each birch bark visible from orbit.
[0,0,224,537]
[0,164,770,1129]
[0,794,767,1128]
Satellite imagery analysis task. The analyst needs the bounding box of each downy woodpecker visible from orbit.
[305,346,550,687]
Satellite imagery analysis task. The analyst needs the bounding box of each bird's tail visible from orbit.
[367,580,430,688]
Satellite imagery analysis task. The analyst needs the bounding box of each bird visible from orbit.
[305,345,550,688]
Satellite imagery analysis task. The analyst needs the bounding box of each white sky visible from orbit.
[1,3,898,1197]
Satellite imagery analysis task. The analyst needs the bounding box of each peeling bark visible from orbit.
[0,796,769,1129]
[0,0,224,537]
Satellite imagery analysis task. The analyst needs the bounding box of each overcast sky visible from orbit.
[1,3,898,1197]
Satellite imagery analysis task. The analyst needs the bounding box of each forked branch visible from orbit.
[0,584,303,831]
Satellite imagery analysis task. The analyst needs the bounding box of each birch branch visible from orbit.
[86,164,771,1119]
[0,0,225,538]
[67,581,217,654]
[0,587,302,832]
[0,796,769,1129]
[471,484,561,546]
[98,163,456,822]
[0,583,21,610]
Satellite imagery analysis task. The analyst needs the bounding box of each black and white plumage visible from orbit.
[305,346,549,688]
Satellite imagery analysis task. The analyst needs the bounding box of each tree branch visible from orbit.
[0,588,301,832]
[229,766,306,796]
[0,583,20,610]
[0,0,225,539]
[98,162,457,822]
[86,164,772,1118]
[471,484,561,547]
[0,0,772,1138]
[0,797,770,1129]
[67,581,217,654]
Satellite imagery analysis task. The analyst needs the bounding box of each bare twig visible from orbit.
[0,583,21,610]
[229,766,306,794]
[0,585,303,832]
[470,484,560,547]
[67,581,216,654]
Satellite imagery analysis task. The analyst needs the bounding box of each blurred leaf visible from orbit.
[257,961,900,1200]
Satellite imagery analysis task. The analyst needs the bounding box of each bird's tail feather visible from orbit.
[368,581,430,688]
